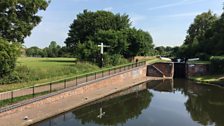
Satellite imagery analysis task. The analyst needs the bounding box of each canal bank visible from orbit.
[0,63,172,126]
[33,79,224,126]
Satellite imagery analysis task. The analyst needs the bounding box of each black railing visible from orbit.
[0,61,146,105]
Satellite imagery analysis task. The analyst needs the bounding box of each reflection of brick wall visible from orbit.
[186,64,209,77]
[147,63,174,78]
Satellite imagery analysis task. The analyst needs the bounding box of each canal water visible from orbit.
[33,79,224,126]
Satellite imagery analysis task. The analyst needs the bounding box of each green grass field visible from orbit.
[0,57,99,92]
[0,57,165,92]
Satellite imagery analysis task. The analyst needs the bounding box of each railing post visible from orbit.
[102,71,104,77]
[11,91,13,102]
[32,86,35,98]
[76,77,78,86]
[86,75,88,82]
[64,80,67,89]
[50,83,52,92]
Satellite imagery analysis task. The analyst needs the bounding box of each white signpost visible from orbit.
[98,43,110,67]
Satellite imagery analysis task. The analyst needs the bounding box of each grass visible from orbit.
[0,57,164,93]
[0,57,166,107]
[187,60,211,64]
[0,57,99,92]
[190,74,224,85]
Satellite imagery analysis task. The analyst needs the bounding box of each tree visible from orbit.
[65,10,130,53]
[0,38,20,77]
[26,46,43,57]
[46,41,61,57]
[125,28,154,58]
[204,11,224,55]
[0,0,50,43]
[179,11,218,59]
[184,11,217,45]
[65,10,154,65]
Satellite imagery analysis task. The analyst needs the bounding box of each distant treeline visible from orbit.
[25,41,71,58]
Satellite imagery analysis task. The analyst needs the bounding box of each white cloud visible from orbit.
[148,0,205,11]
[103,7,113,11]
[156,10,223,18]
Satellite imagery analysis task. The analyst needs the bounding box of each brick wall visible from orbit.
[186,63,209,78]
[146,62,174,78]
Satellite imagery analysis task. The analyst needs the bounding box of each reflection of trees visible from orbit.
[72,90,153,125]
[184,83,224,126]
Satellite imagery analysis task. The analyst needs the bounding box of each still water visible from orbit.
[34,79,224,126]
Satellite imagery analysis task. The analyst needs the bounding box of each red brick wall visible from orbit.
[186,64,209,77]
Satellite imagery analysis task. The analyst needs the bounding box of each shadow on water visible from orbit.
[34,79,224,126]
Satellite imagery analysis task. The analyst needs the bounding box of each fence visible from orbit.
[0,61,146,103]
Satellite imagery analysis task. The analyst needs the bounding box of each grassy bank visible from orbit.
[0,57,165,92]
[190,74,224,86]
[0,57,99,92]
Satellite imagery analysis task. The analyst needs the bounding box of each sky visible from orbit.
[24,0,223,48]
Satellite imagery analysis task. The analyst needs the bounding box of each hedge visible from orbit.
[210,56,224,74]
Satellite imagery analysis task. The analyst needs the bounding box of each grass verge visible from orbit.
[189,74,224,86]
[0,91,49,108]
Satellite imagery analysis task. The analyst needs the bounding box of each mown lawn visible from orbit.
[0,57,99,92]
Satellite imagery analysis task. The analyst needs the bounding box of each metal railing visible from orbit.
[0,61,146,104]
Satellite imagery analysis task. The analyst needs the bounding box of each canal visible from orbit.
[33,79,224,126]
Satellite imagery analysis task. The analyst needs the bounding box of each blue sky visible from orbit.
[24,0,223,48]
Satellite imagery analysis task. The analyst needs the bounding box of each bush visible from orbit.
[196,53,210,61]
[0,38,20,78]
[210,56,224,74]
[103,54,129,66]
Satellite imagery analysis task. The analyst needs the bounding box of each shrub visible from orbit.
[196,53,210,61]
[103,54,129,66]
[0,38,20,78]
[210,56,224,74]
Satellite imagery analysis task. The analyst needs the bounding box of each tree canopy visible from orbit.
[65,10,154,65]
[178,9,224,59]
[0,0,50,43]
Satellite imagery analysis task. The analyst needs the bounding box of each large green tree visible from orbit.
[178,11,218,59]
[65,10,154,65]
[65,10,130,51]
[0,0,49,43]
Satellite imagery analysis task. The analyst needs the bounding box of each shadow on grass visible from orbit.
[40,60,77,63]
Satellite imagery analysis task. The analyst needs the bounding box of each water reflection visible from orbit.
[34,79,224,126]
[182,81,224,126]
